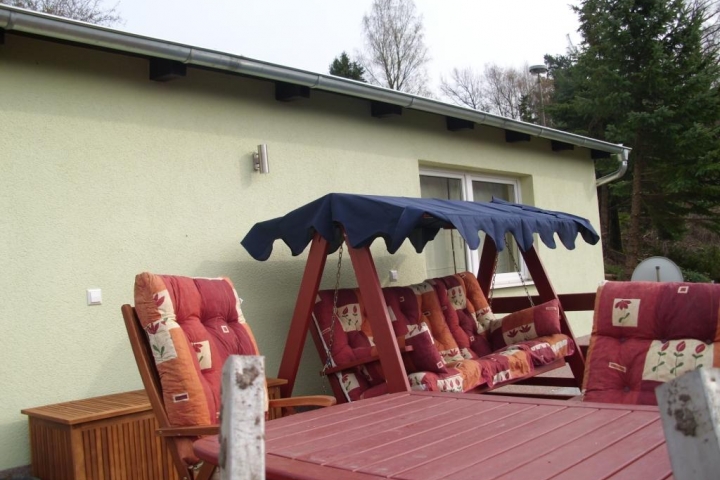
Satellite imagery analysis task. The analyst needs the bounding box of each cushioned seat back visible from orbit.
[436,272,496,357]
[134,272,258,427]
[313,286,420,400]
[584,281,720,404]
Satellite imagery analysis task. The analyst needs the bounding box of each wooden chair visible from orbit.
[121,273,335,480]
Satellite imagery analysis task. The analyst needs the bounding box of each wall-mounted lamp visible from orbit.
[253,144,270,174]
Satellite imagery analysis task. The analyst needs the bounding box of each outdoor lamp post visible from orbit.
[529,64,548,126]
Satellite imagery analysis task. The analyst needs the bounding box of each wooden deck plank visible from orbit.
[357,404,560,477]
[551,420,667,480]
[489,411,661,480]
[266,392,418,435]
[267,454,382,480]
[441,409,628,480]
[298,401,509,466]
[272,397,463,455]
[603,444,674,480]
[397,406,598,480]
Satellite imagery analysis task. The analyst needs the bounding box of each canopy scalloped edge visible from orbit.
[241,193,600,261]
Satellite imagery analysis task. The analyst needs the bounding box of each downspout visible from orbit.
[596,148,629,187]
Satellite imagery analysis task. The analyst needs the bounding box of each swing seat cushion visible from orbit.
[489,299,563,350]
[583,281,720,405]
[313,272,576,401]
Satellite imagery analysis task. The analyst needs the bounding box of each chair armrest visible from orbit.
[156,425,219,437]
[269,395,336,409]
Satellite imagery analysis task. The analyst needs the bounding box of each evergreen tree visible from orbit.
[329,52,366,82]
[547,0,720,273]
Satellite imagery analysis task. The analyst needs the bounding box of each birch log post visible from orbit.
[656,368,720,480]
[220,355,266,480]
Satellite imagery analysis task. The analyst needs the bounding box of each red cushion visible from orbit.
[489,299,562,350]
[583,281,720,405]
[404,324,448,374]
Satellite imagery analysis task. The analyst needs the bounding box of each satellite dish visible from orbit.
[631,256,684,282]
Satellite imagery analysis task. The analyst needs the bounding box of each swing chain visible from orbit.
[487,250,499,307]
[321,242,344,377]
[505,233,534,307]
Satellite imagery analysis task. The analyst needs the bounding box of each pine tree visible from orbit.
[547,0,720,273]
[329,52,366,82]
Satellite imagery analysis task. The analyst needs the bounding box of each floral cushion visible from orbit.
[489,299,562,350]
[404,323,447,374]
[583,281,720,405]
[133,273,257,464]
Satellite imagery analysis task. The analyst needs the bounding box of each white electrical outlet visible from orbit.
[389,270,399,282]
[87,288,102,305]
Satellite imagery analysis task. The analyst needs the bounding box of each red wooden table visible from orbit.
[265,391,672,480]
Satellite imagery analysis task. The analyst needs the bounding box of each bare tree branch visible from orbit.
[440,63,544,121]
[359,0,431,96]
[1,0,122,26]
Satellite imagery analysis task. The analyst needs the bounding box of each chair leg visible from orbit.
[195,461,216,480]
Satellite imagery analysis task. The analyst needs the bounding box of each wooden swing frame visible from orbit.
[276,228,592,400]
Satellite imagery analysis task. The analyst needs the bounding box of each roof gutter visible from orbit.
[595,148,629,187]
[0,5,629,156]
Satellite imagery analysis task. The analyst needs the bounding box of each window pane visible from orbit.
[472,180,518,275]
[420,175,468,277]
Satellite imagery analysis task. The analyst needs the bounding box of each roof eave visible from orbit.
[0,5,630,156]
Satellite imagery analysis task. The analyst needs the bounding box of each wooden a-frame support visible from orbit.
[278,231,585,398]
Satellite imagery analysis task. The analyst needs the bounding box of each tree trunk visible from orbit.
[625,154,644,274]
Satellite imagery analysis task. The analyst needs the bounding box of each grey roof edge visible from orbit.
[0,5,630,155]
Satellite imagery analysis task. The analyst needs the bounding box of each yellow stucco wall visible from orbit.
[0,35,605,470]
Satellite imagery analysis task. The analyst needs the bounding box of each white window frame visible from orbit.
[419,168,531,288]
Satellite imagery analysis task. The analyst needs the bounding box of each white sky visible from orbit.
[117,0,581,93]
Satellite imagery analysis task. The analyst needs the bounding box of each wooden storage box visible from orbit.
[21,390,179,480]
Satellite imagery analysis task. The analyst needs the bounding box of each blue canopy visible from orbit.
[241,193,600,261]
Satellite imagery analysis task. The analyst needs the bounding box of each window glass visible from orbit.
[419,170,525,284]
[420,175,468,277]
[472,180,518,274]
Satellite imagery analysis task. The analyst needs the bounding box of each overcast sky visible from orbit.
[117,0,581,93]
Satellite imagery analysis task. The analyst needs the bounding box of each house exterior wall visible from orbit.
[0,35,604,469]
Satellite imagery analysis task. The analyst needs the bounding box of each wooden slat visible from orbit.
[269,396,453,451]
[348,243,411,394]
[278,233,329,398]
[357,403,547,477]
[490,292,597,313]
[400,406,596,480]
[441,409,629,480]
[603,444,674,480]
[308,401,513,469]
[489,411,660,480]
[267,455,382,480]
[265,392,417,435]
[322,346,415,375]
[293,397,480,461]
[552,420,667,480]
[22,391,150,425]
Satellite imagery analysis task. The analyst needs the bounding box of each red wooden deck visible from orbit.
[265,391,673,480]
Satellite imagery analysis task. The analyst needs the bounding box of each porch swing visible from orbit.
[241,193,600,401]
